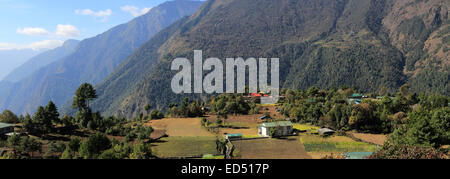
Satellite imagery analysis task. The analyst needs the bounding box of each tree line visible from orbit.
[0,83,153,159]
[280,85,449,158]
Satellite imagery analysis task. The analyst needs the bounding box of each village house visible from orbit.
[348,93,366,104]
[258,121,293,137]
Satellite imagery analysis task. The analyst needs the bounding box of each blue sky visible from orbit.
[0,0,169,51]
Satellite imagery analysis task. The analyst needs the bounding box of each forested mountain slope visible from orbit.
[93,0,449,118]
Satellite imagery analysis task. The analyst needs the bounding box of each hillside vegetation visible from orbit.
[91,0,449,118]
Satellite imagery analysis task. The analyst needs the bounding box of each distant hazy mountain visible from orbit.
[0,0,204,114]
[0,49,42,81]
[91,0,449,118]
[2,40,79,82]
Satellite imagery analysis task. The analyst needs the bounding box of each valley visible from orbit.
[0,0,448,161]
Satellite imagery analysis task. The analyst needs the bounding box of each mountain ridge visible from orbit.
[90,0,449,118]
[0,0,205,114]
[0,49,43,81]
[2,39,80,83]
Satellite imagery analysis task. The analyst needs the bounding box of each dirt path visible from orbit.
[233,136,312,159]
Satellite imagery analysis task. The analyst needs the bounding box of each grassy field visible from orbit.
[347,132,387,145]
[233,136,312,159]
[299,134,377,159]
[145,118,213,137]
[151,136,217,158]
[219,122,259,137]
[293,123,320,133]
[144,118,219,158]
[206,114,260,136]
[146,108,378,159]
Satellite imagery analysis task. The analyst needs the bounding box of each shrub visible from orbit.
[368,142,447,159]
[150,110,164,120]
[78,133,111,159]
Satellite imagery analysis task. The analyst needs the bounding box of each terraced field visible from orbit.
[145,118,213,137]
[144,118,217,158]
[233,136,312,159]
[300,134,377,159]
[151,136,217,158]
[347,132,387,145]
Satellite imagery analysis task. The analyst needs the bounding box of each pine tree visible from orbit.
[45,101,60,125]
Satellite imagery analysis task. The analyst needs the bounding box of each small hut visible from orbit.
[318,128,335,136]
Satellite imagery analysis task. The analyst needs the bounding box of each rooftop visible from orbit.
[344,152,374,159]
[350,93,363,98]
[260,121,293,128]
[318,128,335,135]
[226,133,243,137]
[0,123,14,129]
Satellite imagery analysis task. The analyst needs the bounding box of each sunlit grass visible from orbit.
[152,136,217,158]
[202,154,224,159]
[260,104,277,106]
[243,134,261,138]
[300,135,376,153]
[293,123,320,133]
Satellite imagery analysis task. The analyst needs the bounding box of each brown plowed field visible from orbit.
[348,132,387,145]
[233,136,312,159]
[145,118,213,137]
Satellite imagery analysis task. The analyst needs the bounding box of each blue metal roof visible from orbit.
[226,133,242,137]
[344,152,373,159]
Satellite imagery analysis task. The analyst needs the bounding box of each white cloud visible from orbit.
[55,24,79,38]
[121,5,152,17]
[16,27,50,36]
[75,9,112,21]
[27,40,64,50]
[0,40,63,51]
[16,24,79,38]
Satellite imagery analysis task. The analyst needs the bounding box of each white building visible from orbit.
[258,121,293,137]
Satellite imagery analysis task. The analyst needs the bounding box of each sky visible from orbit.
[0,0,169,51]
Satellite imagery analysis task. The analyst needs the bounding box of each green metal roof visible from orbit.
[351,93,363,97]
[0,123,14,128]
[260,121,293,128]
